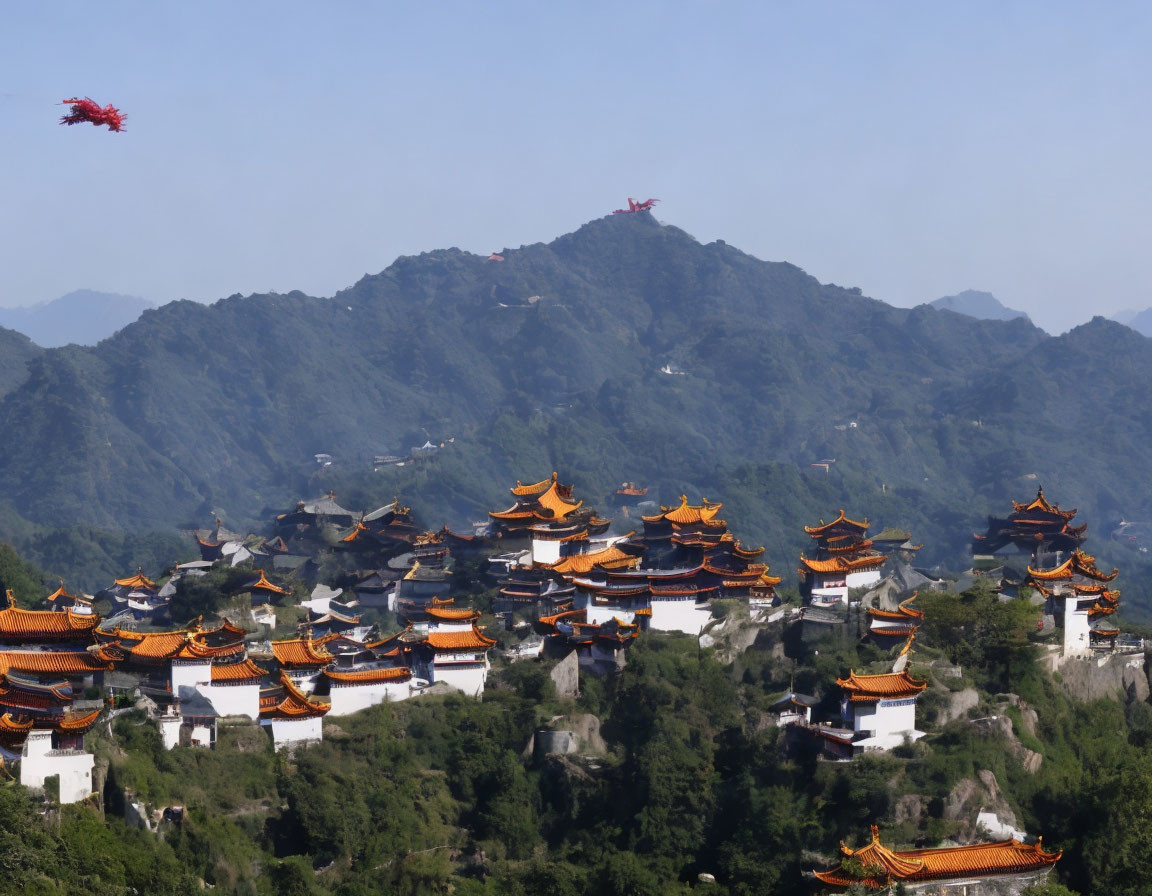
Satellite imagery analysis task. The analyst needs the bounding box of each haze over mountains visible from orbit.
[3,213,1152,612]
[0,290,153,348]
[927,289,1030,323]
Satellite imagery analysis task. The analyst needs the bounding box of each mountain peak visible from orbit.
[927,289,1029,323]
[0,290,153,347]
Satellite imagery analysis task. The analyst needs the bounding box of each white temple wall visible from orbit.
[326,680,412,715]
[197,683,260,719]
[811,584,848,605]
[532,538,561,566]
[1064,597,1091,656]
[268,716,323,751]
[170,660,212,695]
[20,731,94,804]
[434,661,488,697]
[158,714,182,750]
[584,602,638,626]
[649,599,712,635]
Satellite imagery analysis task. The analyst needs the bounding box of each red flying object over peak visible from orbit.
[612,198,659,214]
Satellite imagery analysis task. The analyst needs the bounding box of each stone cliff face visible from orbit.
[1056,651,1150,704]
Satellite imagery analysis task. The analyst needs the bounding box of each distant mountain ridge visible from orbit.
[0,290,153,348]
[1112,307,1152,338]
[4,214,1152,617]
[927,289,1029,322]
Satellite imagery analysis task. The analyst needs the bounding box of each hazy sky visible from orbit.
[3,2,1150,333]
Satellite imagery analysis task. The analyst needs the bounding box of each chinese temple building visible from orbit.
[812,826,1061,893]
[867,594,924,643]
[0,592,100,644]
[800,511,887,605]
[406,624,496,696]
[44,583,93,615]
[834,669,926,753]
[259,672,330,751]
[972,487,1086,564]
[314,665,415,714]
[533,607,640,674]
[1027,549,1122,656]
[640,495,726,565]
[489,472,589,536]
[397,598,480,632]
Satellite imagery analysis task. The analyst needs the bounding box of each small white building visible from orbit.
[837,669,927,752]
[260,673,330,752]
[320,666,416,715]
[20,730,94,804]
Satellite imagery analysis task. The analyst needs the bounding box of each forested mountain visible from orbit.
[4,213,1152,608]
[0,290,153,348]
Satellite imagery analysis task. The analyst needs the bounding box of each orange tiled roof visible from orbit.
[0,712,33,737]
[425,625,497,651]
[814,826,1061,888]
[114,571,157,589]
[425,606,481,621]
[1027,549,1118,582]
[271,637,334,667]
[837,669,927,702]
[643,495,723,525]
[798,553,887,575]
[867,595,924,622]
[1011,486,1076,519]
[246,571,288,595]
[323,666,412,684]
[0,595,100,640]
[210,659,268,682]
[510,473,557,496]
[260,672,331,720]
[804,509,869,536]
[0,649,114,675]
[54,708,102,733]
[551,546,638,575]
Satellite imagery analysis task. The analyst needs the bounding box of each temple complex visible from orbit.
[489,472,591,536]
[799,511,887,605]
[813,826,1061,893]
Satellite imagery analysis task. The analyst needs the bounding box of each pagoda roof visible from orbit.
[115,629,243,663]
[424,606,481,621]
[813,826,1061,888]
[113,570,157,589]
[424,625,497,651]
[642,495,723,526]
[510,473,558,496]
[0,712,32,738]
[322,666,412,684]
[867,595,924,622]
[0,674,73,710]
[1027,549,1118,583]
[836,669,927,702]
[551,545,639,575]
[491,473,583,522]
[301,492,356,517]
[53,708,102,734]
[260,672,331,720]
[1011,486,1076,519]
[0,648,116,675]
[799,553,887,574]
[271,637,334,667]
[45,583,84,604]
[210,659,268,682]
[242,571,288,595]
[804,509,869,537]
[0,593,100,641]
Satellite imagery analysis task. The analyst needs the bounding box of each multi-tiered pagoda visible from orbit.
[972,486,1086,563]
[799,510,887,605]
[1027,550,1121,655]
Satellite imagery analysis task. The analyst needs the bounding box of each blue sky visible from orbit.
[2,2,1150,332]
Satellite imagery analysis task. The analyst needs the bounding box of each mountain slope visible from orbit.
[6,213,1152,614]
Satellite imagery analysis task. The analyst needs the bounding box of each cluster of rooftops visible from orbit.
[0,477,1123,889]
